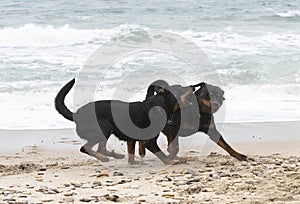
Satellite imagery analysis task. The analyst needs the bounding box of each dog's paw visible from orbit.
[128,160,140,165]
[112,151,125,159]
[173,158,188,165]
[163,159,175,165]
[236,154,247,161]
[173,156,182,160]
[98,156,110,162]
[139,153,146,158]
[166,154,180,161]
[128,160,147,165]
[246,156,255,162]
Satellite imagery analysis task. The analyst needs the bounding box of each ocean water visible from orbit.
[0,0,300,129]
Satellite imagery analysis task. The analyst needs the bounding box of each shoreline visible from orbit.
[1,120,300,131]
[1,121,299,154]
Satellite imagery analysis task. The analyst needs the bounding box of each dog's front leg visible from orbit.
[127,140,139,164]
[138,141,146,158]
[207,128,247,161]
[144,137,174,165]
[167,135,179,160]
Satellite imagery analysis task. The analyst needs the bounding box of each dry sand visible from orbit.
[0,122,299,203]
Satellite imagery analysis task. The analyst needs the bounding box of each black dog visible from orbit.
[55,78,194,164]
[141,80,247,161]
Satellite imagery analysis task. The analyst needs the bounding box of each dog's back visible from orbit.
[73,94,168,142]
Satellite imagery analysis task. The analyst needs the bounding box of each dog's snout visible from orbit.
[212,102,220,107]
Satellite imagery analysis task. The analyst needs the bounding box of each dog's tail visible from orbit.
[55,78,75,121]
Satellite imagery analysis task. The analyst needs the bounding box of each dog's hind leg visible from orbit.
[91,118,124,159]
[80,140,109,162]
[97,139,125,159]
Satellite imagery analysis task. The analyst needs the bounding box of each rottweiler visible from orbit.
[55,78,194,164]
[140,80,247,161]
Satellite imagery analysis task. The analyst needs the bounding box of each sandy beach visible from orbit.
[0,122,299,203]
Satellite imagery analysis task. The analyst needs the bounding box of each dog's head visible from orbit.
[146,80,225,115]
[145,80,195,113]
[193,82,225,114]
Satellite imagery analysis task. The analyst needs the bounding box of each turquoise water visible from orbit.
[0,0,299,129]
[1,0,300,31]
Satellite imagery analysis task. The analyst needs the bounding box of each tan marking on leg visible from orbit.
[127,140,138,164]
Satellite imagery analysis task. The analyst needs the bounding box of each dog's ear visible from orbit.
[189,85,195,91]
[145,80,169,99]
[192,82,206,96]
[192,82,206,89]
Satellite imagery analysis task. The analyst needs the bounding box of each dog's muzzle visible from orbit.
[211,102,221,113]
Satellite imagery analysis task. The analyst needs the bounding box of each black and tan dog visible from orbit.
[140,80,247,161]
[55,78,195,164]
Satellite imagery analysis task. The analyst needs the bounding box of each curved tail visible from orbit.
[55,78,75,121]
